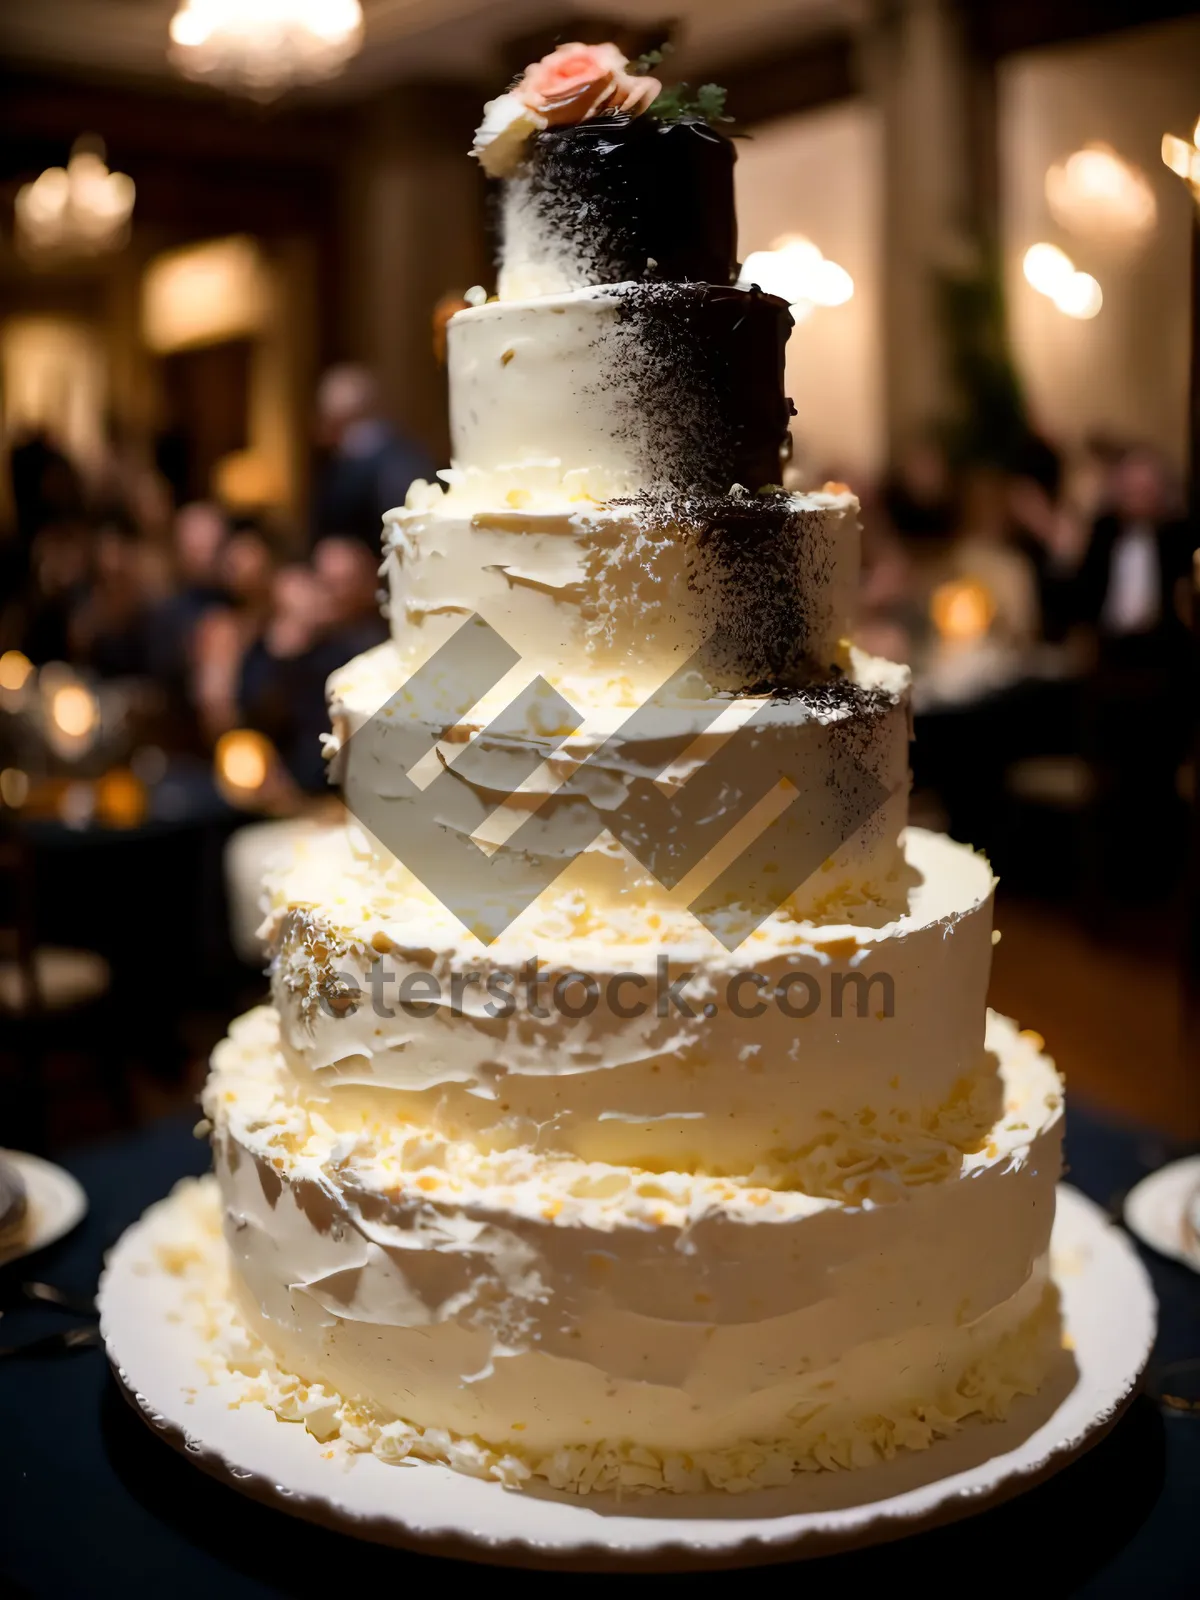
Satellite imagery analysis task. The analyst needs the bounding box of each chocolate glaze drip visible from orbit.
[605,283,795,494]
[503,113,737,289]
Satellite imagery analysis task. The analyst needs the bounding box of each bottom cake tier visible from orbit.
[196,1009,1064,1495]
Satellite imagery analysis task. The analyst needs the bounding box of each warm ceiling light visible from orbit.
[740,235,855,318]
[1023,243,1103,319]
[14,136,134,260]
[1045,144,1156,240]
[768,233,823,266]
[808,258,855,307]
[169,0,364,100]
[1022,243,1074,297]
[0,650,33,693]
[1054,271,1103,320]
[51,682,99,739]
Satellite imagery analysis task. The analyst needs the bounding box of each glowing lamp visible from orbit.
[51,684,99,739]
[215,728,273,803]
[96,769,148,829]
[0,769,29,809]
[0,651,33,693]
[931,579,996,644]
[1045,144,1156,240]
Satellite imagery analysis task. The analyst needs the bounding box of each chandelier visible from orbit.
[168,0,364,99]
[14,136,135,261]
[1044,144,1156,242]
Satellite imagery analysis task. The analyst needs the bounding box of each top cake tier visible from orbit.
[497,114,737,301]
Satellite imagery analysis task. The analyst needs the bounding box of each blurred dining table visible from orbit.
[0,1100,1196,1597]
[9,755,245,1003]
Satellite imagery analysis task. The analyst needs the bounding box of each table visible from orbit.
[17,758,239,970]
[1,1106,1197,1597]
[9,763,248,1141]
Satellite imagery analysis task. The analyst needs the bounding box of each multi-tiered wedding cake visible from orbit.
[198,44,1064,1495]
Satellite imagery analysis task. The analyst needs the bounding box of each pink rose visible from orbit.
[515,42,661,127]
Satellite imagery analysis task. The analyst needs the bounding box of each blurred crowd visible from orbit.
[1,375,1195,874]
[0,364,433,801]
[854,431,1193,671]
[848,429,1195,906]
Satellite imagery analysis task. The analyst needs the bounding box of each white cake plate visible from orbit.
[0,1149,88,1268]
[1124,1155,1200,1273]
[98,1184,1155,1570]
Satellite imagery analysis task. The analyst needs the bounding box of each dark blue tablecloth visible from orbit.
[1,1105,1197,1597]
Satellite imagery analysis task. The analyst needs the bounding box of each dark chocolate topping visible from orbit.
[615,489,854,689]
[603,282,794,494]
[503,112,737,288]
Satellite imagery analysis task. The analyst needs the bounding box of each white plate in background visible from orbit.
[0,1149,87,1268]
[1125,1155,1200,1275]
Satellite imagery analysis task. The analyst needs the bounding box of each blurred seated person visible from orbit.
[145,501,231,735]
[312,365,433,554]
[880,435,955,542]
[238,541,390,795]
[68,516,158,679]
[1067,446,1193,906]
[1068,446,1191,666]
[921,467,1040,651]
[1066,430,1126,526]
[172,501,229,607]
[9,515,91,663]
[312,536,388,659]
[855,489,915,664]
[84,413,171,541]
[192,520,276,743]
[239,564,339,795]
[1006,434,1087,643]
[7,427,84,562]
[4,428,85,637]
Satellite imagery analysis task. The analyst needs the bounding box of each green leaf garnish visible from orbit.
[648,80,732,125]
[630,44,671,75]
[693,83,728,120]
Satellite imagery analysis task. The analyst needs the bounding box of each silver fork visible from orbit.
[0,1324,100,1358]
[20,1281,98,1317]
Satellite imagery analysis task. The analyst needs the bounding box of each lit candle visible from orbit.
[930,578,996,644]
[215,728,274,806]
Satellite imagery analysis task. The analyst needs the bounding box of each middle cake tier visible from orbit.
[384,483,859,698]
[263,827,992,1183]
[325,637,911,928]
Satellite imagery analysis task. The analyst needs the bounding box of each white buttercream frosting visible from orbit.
[161,1172,1063,1492]
[197,1006,1062,1489]
[262,827,993,1179]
